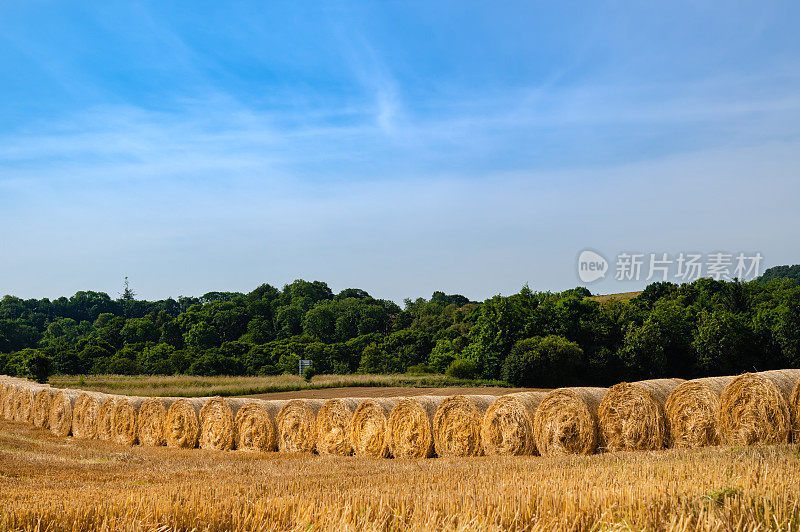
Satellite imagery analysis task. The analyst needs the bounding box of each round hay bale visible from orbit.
[234,399,283,452]
[792,378,800,443]
[598,378,684,452]
[113,397,147,446]
[97,396,122,441]
[534,387,607,455]
[49,390,80,437]
[0,382,9,419]
[316,398,363,456]
[349,398,398,458]
[388,396,446,459]
[433,395,495,457]
[15,386,36,423]
[32,388,53,429]
[165,398,204,448]
[3,384,18,421]
[482,391,548,456]
[719,370,800,445]
[72,392,105,440]
[665,376,734,448]
[137,397,177,447]
[276,399,326,453]
[10,385,24,421]
[199,397,249,451]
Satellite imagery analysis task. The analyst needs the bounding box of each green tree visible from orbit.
[22,349,53,383]
[693,310,758,375]
[502,335,583,387]
[183,321,220,349]
[428,339,457,373]
[619,300,695,379]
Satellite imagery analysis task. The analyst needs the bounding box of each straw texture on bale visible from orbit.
[481,392,548,456]
[72,392,104,440]
[199,397,248,450]
[49,390,79,437]
[113,397,147,446]
[14,386,35,423]
[32,388,53,429]
[316,398,363,455]
[388,396,446,458]
[3,384,17,420]
[276,399,326,453]
[137,397,176,447]
[96,396,119,441]
[598,378,684,452]
[234,400,283,452]
[349,398,398,458]
[718,369,800,445]
[10,385,25,421]
[533,387,607,455]
[432,395,496,457]
[165,398,205,448]
[665,376,734,448]
[792,379,800,443]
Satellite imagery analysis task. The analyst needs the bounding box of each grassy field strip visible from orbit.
[48,373,507,397]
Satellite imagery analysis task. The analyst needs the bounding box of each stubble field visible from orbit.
[1,418,798,531]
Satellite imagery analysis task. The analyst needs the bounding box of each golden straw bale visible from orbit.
[533,387,607,455]
[165,398,205,448]
[718,369,800,445]
[349,398,399,458]
[791,378,800,443]
[49,389,81,437]
[316,398,364,456]
[276,399,326,453]
[0,383,10,421]
[14,386,36,423]
[598,378,685,451]
[72,392,105,439]
[32,388,53,429]
[113,397,147,446]
[482,391,549,456]
[388,396,446,458]
[234,399,284,452]
[432,395,496,457]
[3,384,17,420]
[96,396,121,441]
[137,397,177,447]
[10,385,24,421]
[665,376,734,448]
[199,397,249,451]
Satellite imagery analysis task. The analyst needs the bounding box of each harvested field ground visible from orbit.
[1,418,799,530]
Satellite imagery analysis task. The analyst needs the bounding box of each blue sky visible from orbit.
[1,1,799,302]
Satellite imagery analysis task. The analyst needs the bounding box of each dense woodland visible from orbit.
[1,265,799,387]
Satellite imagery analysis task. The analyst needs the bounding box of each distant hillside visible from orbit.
[586,291,643,303]
[758,264,800,284]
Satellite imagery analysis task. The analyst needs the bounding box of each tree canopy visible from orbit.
[1,268,799,385]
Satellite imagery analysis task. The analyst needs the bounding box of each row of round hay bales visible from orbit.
[1,378,51,425]
[2,369,800,457]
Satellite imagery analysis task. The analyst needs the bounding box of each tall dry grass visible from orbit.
[48,373,489,398]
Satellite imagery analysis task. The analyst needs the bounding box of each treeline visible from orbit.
[1,271,799,387]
